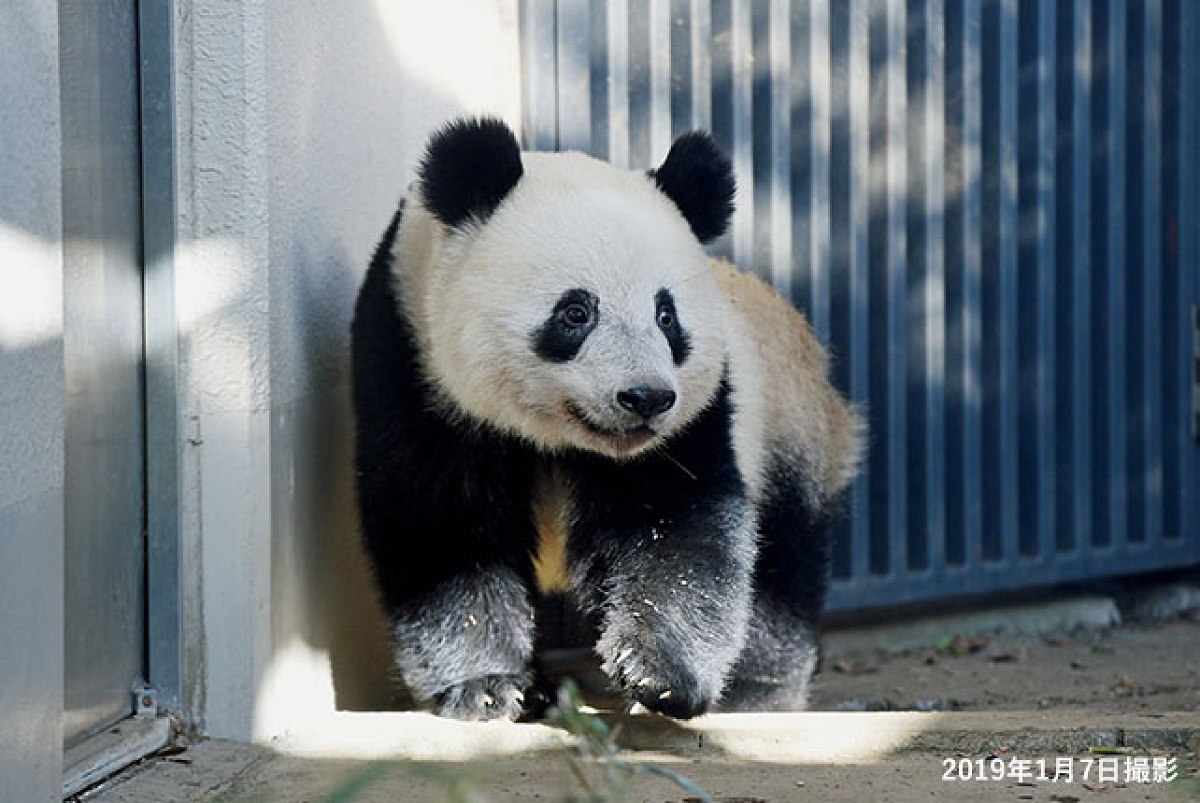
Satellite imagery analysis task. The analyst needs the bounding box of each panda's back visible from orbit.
[712,259,863,510]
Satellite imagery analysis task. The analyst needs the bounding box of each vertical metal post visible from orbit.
[139,0,182,714]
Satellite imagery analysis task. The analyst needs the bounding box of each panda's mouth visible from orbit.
[565,401,657,452]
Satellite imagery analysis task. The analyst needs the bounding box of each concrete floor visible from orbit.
[76,710,1200,802]
[78,601,1200,803]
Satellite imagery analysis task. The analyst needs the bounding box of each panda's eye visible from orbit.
[561,303,592,328]
[656,305,675,329]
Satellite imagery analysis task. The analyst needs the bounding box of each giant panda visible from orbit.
[351,117,862,721]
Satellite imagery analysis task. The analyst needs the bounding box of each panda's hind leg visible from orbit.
[719,460,834,712]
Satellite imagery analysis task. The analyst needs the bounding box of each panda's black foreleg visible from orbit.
[561,383,757,719]
[387,561,538,720]
[357,430,542,721]
[352,202,543,720]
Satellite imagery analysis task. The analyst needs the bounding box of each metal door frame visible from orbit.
[60,0,182,795]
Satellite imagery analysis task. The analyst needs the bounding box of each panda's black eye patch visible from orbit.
[532,288,598,363]
[655,288,691,365]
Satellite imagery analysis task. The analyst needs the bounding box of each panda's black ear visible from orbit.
[648,131,736,244]
[419,117,524,229]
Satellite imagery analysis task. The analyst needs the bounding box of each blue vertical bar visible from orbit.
[556,0,592,152]
[519,0,559,151]
[804,0,833,345]
[981,0,1018,563]
[943,0,984,573]
[964,0,984,574]
[998,0,1020,565]
[1180,0,1200,553]
[605,0,631,168]
[1101,0,1129,551]
[907,0,946,575]
[669,0,692,140]
[1053,0,1074,552]
[885,0,907,576]
[1091,0,1126,552]
[711,0,733,260]
[1070,0,1093,555]
[628,0,653,166]
[943,0,965,569]
[1143,0,1164,548]
[1017,0,1056,560]
[925,0,947,576]
[648,0,672,160]
[866,0,907,577]
[1125,0,1147,544]
[1034,0,1057,562]
[1032,0,1058,561]
[730,0,754,269]
[1036,0,1056,561]
[1160,0,1184,543]
[789,0,813,317]
[751,0,775,281]
[590,0,612,161]
[766,0,793,297]
[830,0,872,584]
[1094,0,1118,552]
[867,0,890,576]
[690,0,713,132]
[849,0,872,583]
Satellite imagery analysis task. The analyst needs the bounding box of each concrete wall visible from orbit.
[172,0,523,740]
[0,2,65,800]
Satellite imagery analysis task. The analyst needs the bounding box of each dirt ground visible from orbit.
[810,611,1200,716]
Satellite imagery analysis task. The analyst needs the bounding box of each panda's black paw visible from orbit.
[434,672,530,721]
[600,638,716,720]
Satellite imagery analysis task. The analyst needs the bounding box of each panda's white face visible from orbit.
[411,151,729,459]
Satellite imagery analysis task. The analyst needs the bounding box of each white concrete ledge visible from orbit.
[270,710,1200,764]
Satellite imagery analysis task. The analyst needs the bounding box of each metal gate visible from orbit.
[518,0,1200,611]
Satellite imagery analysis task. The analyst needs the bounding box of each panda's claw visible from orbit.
[602,638,713,719]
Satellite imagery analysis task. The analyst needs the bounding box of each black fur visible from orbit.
[655,288,691,365]
[351,201,541,719]
[649,131,736,244]
[418,117,524,229]
[558,380,757,718]
[531,288,599,363]
[720,463,840,711]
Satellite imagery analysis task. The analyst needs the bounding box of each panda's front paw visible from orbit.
[600,637,716,720]
[434,673,530,721]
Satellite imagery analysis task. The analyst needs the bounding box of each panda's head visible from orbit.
[408,117,735,459]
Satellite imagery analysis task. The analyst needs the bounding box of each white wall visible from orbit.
[0,2,65,799]
[171,0,523,740]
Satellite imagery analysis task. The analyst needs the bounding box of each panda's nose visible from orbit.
[616,386,677,419]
